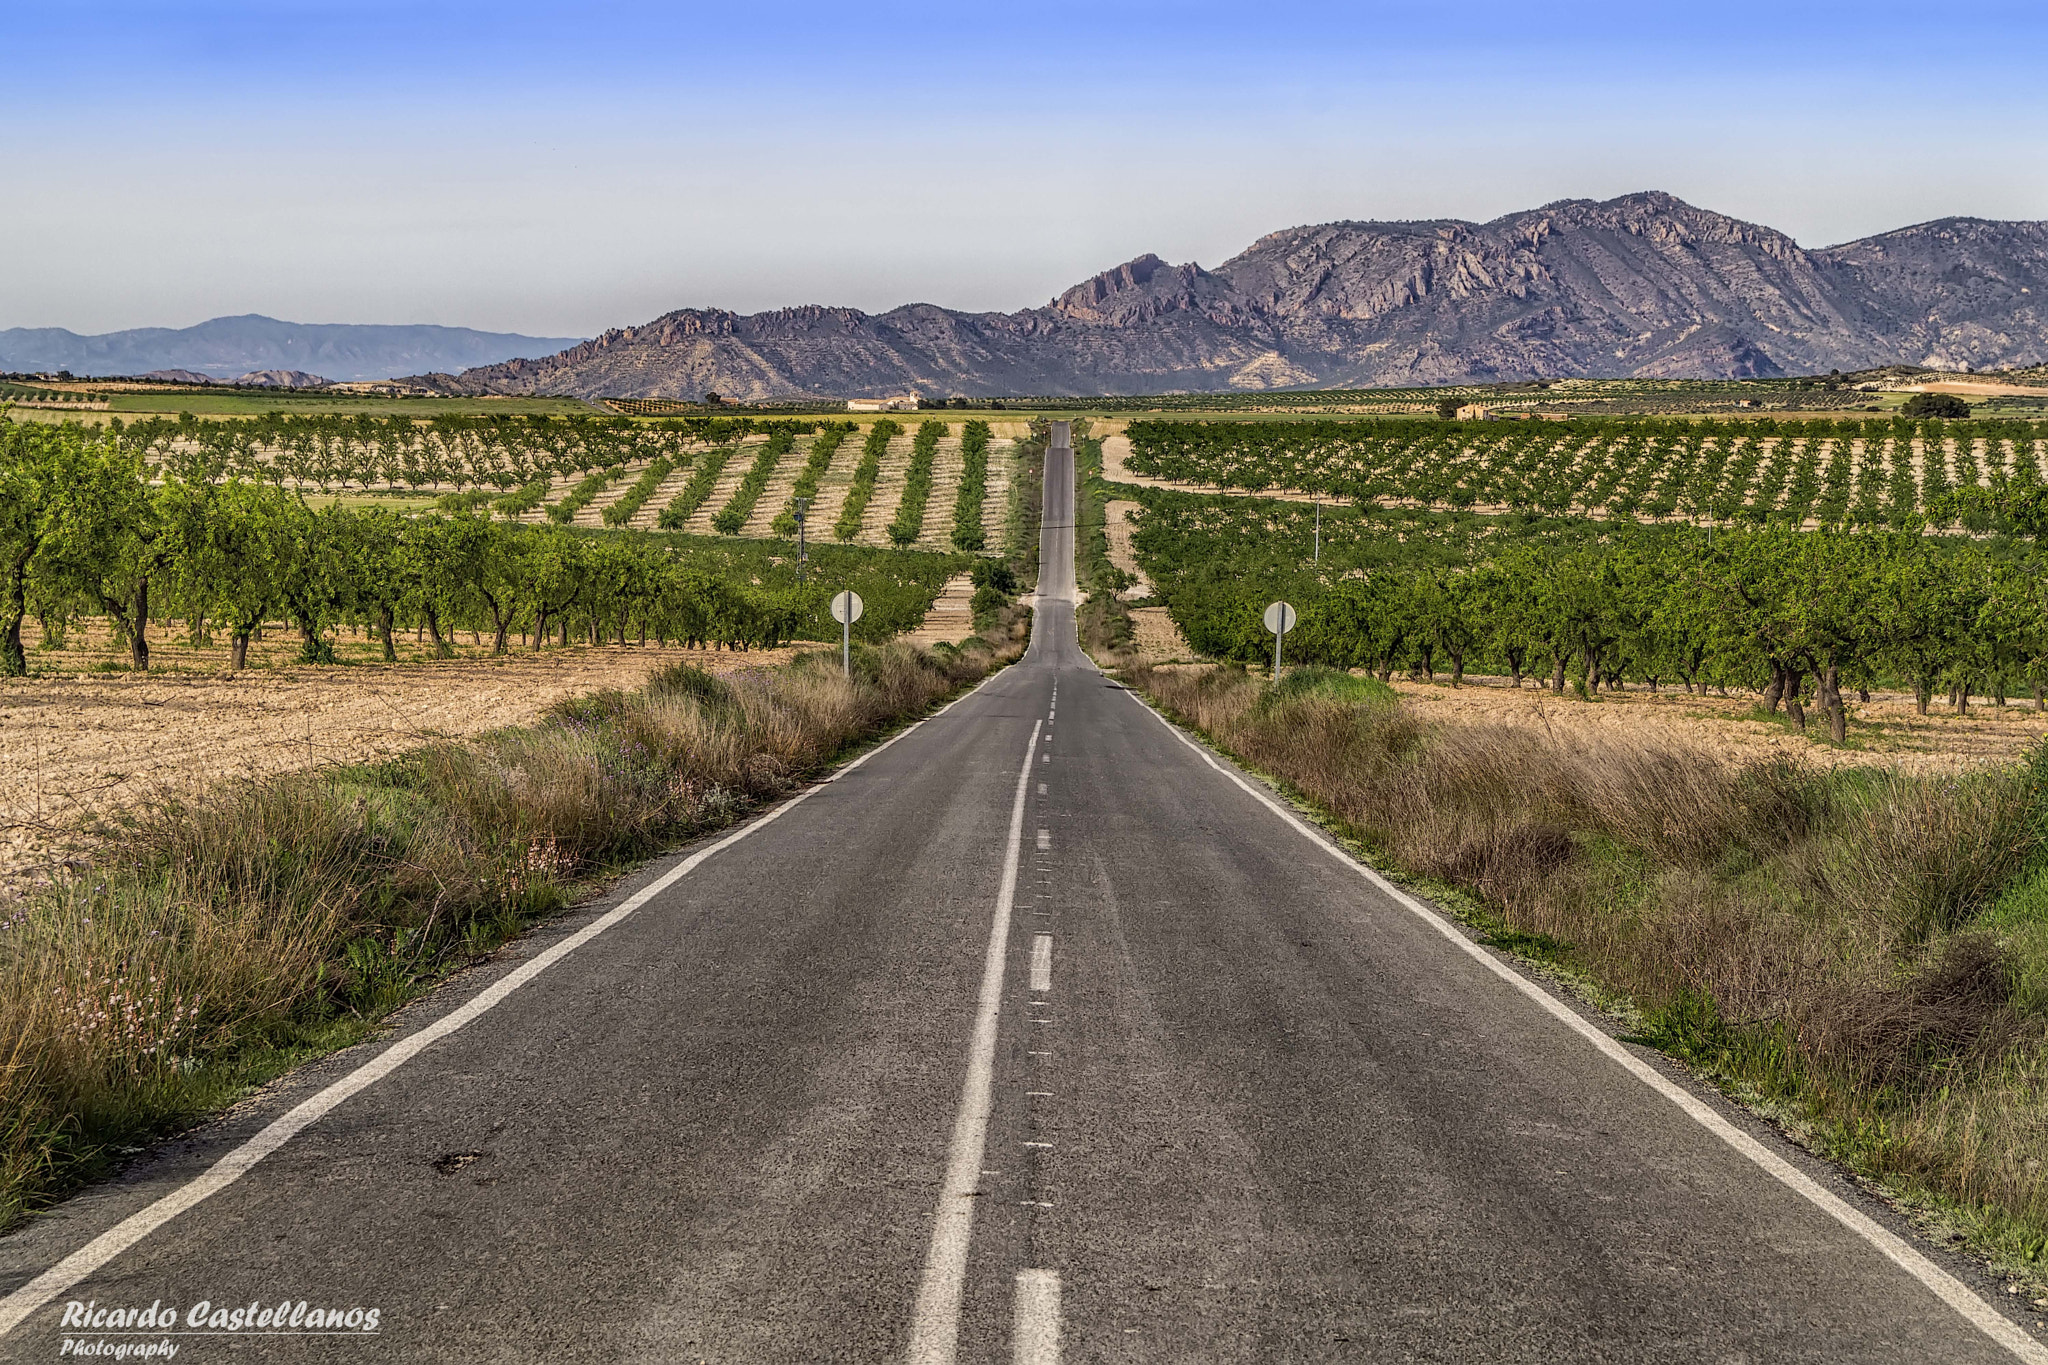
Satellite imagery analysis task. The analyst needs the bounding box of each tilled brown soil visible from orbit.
[1388,677,2047,776]
[0,642,798,897]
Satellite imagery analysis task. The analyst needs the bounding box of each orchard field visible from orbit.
[74,410,1028,551]
[1121,414,2048,528]
[0,413,1038,671]
[1095,413,2048,749]
[0,411,1047,896]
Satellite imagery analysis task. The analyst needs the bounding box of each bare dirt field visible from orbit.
[2,580,991,896]
[0,636,803,899]
[1384,677,2048,777]
[904,574,976,646]
[1104,500,1155,599]
[1127,607,1194,662]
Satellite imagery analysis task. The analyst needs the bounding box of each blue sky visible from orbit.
[4,1,2045,335]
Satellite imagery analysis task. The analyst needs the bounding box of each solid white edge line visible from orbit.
[0,665,1023,1342]
[1122,685,2048,1365]
[1012,1268,1061,1365]
[905,718,1043,1365]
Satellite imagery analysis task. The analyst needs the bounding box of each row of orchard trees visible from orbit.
[109,411,819,494]
[0,420,944,677]
[1163,522,2045,740]
[1125,416,2048,530]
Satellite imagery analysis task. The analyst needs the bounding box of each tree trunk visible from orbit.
[560,619,570,646]
[376,605,396,662]
[1915,677,1932,716]
[2035,683,2044,713]
[1957,681,1971,716]
[230,632,250,671]
[424,605,453,659]
[1583,646,1600,697]
[130,579,150,671]
[1448,650,1464,688]
[0,561,27,678]
[1762,663,1786,713]
[1787,695,1807,730]
[1821,662,1846,743]
[1551,652,1568,692]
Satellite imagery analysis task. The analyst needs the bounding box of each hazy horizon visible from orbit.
[5,0,2045,338]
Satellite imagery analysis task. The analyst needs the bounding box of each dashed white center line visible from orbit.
[1036,829,1051,851]
[1013,1269,1062,1365]
[1038,783,1047,795]
[1029,934,1053,992]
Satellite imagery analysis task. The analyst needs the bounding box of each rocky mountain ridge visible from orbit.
[433,193,2048,400]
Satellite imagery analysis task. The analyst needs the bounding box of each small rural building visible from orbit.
[1455,403,1492,420]
[847,394,922,412]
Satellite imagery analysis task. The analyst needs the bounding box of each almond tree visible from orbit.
[39,437,172,671]
[0,423,101,675]
[180,479,293,671]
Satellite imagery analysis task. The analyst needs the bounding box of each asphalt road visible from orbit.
[2,420,2042,1362]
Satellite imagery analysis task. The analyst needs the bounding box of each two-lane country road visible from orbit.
[3,420,2044,1362]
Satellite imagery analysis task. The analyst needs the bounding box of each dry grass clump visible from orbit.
[1123,657,2048,1267]
[0,619,1027,1226]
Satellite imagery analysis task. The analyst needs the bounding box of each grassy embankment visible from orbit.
[0,615,1030,1226]
[1100,647,2048,1281]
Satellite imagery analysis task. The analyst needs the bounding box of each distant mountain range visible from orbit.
[137,369,334,389]
[425,192,2048,399]
[0,315,585,384]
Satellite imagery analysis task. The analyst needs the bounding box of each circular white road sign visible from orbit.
[1263,600,1297,635]
[831,590,865,625]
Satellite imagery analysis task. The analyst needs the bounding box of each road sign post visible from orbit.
[831,589,864,676]
[1263,600,1296,680]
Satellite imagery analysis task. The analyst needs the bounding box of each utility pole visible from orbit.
[1313,495,1321,566]
[793,496,809,583]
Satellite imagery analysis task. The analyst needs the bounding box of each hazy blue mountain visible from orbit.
[0,315,585,383]
[435,193,2048,399]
